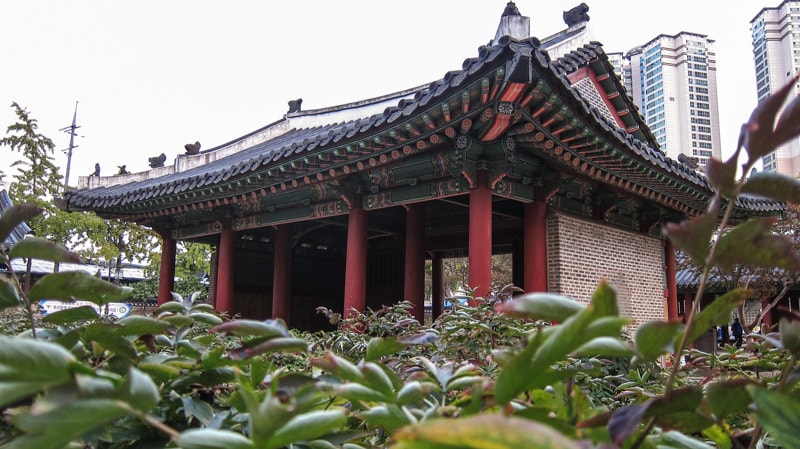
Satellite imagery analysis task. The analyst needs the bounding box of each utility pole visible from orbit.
[60,101,81,192]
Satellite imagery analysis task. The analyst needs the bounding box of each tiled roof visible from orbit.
[62,36,784,217]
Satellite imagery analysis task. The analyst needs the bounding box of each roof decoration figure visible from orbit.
[288,98,303,113]
[148,153,166,168]
[184,141,201,155]
[502,1,521,17]
[563,3,590,27]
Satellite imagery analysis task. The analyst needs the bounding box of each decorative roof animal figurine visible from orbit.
[91,163,100,176]
[288,98,303,113]
[184,141,201,155]
[563,3,589,27]
[117,165,129,175]
[148,153,167,168]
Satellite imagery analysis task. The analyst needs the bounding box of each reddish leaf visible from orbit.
[645,386,714,433]
[608,403,650,445]
[742,74,800,163]
[741,171,800,204]
[705,379,756,420]
[774,92,800,147]
[663,197,720,266]
[706,151,739,199]
[714,218,800,272]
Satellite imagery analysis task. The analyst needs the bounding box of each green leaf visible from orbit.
[210,319,290,338]
[645,386,714,434]
[366,336,405,361]
[155,301,188,314]
[8,398,127,449]
[361,404,410,431]
[264,409,348,449]
[311,352,364,382]
[702,425,732,449]
[689,289,749,344]
[81,323,139,360]
[705,379,754,420]
[654,430,717,449]
[531,307,595,373]
[0,276,21,311]
[42,305,99,324]
[119,367,159,411]
[227,337,308,360]
[591,280,619,317]
[634,321,683,363]
[0,204,42,245]
[391,414,580,449]
[178,429,255,449]
[361,362,396,398]
[116,315,171,336]
[714,217,800,272]
[741,171,800,204]
[336,383,393,404]
[29,271,133,304]
[780,317,800,356]
[493,333,542,405]
[663,197,720,266]
[747,385,800,449]
[183,396,216,425]
[0,336,74,408]
[189,311,224,326]
[572,337,633,358]
[8,237,81,263]
[495,292,585,322]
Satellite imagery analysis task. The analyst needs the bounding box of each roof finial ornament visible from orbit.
[502,1,521,17]
[184,141,201,155]
[288,98,303,113]
[563,3,590,27]
[148,153,167,169]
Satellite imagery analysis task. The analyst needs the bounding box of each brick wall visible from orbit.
[546,211,666,327]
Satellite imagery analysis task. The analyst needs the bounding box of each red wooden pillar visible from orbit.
[272,224,292,323]
[469,170,493,300]
[762,297,774,331]
[523,201,548,293]
[664,239,679,321]
[344,200,368,318]
[432,251,444,319]
[216,226,236,315]
[404,204,425,323]
[157,236,176,306]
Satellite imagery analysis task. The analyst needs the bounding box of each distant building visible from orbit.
[625,32,723,170]
[751,1,800,176]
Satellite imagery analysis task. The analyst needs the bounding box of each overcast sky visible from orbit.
[0,1,778,189]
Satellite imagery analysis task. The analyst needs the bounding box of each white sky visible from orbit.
[0,1,778,188]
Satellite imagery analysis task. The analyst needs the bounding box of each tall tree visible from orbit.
[1,102,61,212]
[84,218,158,284]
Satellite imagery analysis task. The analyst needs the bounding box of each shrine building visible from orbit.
[59,3,782,329]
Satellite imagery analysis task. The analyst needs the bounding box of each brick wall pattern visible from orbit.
[546,211,666,327]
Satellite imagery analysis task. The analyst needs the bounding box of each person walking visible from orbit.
[731,317,744,349]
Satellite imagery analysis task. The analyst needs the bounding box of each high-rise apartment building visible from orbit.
[625,33,723,169]
[751,1,800,176]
